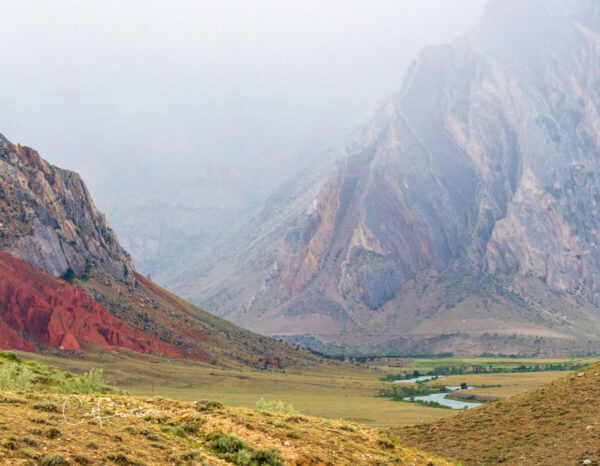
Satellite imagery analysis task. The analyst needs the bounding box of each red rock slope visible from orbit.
[0,251,182,358]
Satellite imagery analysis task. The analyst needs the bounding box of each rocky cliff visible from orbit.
[0,134,331,368]
[167,0,600,355]
[0,134,134,283]
[0,250,182,357]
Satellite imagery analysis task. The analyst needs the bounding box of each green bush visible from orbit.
[3,351,21,362]
[160,425,187,438]
[209,433,284,466]
[51,367,118,394]
[255,398,298,414]
[0,362,32,391]
[195,400,224,412]
[233,449,253,465]
[249,448,285,466]
[0,351,121,395]
[211,434,247,454]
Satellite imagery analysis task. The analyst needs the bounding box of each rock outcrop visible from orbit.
[0,250,182,357]
[169,0,600,354]
[0,134,134,283]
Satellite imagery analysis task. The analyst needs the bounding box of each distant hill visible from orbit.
[396,362,600,464]
[163,0,600,356]
[0,133,329,369]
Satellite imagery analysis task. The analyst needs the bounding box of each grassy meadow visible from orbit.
[18,351,597,428]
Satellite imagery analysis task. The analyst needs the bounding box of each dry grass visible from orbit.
[0,391,450,465]
[395,363,600,465]
[21,350,453,428]
[428,371,567,401]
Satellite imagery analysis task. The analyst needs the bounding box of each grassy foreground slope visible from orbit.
[396,362,600,465]
[0,351,450,465]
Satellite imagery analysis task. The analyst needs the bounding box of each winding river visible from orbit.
[395,376,483,410]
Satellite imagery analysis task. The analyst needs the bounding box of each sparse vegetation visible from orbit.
[398,363,600,465]
[381,360,590,381]
[40,455,69,466]
[195,399,224,412]
[210,433,285,465]
[0,350,449,465]
[377,383,441,400]
[0,350,121,395]
[256,398,299,414]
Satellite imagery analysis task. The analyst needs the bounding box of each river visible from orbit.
[395,376,483,409]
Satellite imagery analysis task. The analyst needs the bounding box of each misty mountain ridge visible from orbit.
[160,0,600,355]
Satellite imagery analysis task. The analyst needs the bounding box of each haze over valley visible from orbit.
[1,2,600,464]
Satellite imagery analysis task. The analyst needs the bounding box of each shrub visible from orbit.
[377,438,395,449]
[285,416,308,423]
[250,448,285,466]
[76,368,110,393]
[52,368,117,394]
[3,438,17,450]
[179,450,201,461]
[256,398,298,414]
[60,268,76,283]
[47,427,62,439]
[3,351,21,362]
[234,449,253,465]
[105,452,143,465]
[195,400,224,412]
[160,425,186,438]
[211,434,247,454]
[40,455,69,466]
[34,401,59,412]
[182,418,203,434]
[0,362,33,391]
[74,455,92,465]
[145,432,161,442]
[86,441,98,449]
[22,436,36,446]
[209,433,284,466]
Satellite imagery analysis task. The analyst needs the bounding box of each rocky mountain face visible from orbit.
[0,134,134,284]
[168,0,600,355]
[0,251,182,357]
[0,133,330,368]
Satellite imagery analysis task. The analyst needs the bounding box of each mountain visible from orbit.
[0,251,181,358]
[0,133,331,369]
[164,0,600,355]
[396,362,600,465]
[0,134,134,283]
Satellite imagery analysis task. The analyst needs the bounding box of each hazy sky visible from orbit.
[0,0,487,212]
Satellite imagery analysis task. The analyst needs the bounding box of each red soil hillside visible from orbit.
[0,251,182,358]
